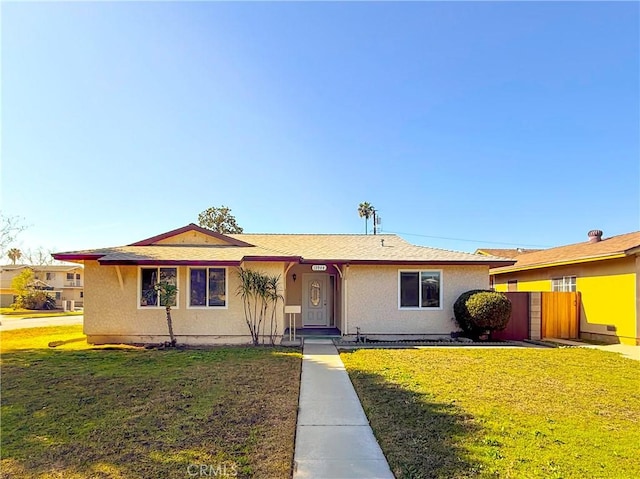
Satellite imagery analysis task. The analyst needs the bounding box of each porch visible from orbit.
[283,263,345,333]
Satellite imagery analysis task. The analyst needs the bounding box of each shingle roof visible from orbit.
[53,224,516,267]
[475,248,543,258]
[491,231,640,273]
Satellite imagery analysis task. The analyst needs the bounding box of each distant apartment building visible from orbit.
[0,264,84,308]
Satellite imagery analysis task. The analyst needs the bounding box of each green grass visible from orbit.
[341,348,640,479]
[1,326,302,478]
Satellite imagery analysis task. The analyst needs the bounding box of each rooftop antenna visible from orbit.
[374,214,382,234]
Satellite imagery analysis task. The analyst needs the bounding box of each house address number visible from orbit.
[311,265,327,271]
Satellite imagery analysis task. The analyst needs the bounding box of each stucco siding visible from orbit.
[345,264,489,336]
[84,261,285,344]
[154,231,233,246]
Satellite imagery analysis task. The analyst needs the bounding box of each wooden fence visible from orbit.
[492,292,530,341]
[492,291,580,341]
[541,291,580,339]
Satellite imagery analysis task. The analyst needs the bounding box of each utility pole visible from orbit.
[373,209,377,235]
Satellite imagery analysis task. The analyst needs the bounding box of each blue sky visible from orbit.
[2,1,638,257]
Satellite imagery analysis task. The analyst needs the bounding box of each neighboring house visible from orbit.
[476,248,543,258]
[491,230,640,345]
[52,224,513,345]
[475,248,544,290]
[0,264,84,308]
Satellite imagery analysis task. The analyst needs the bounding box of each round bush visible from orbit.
[454,290,512,337]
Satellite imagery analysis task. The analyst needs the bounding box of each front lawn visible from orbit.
[341,348,640,479]
[1,326,301,478]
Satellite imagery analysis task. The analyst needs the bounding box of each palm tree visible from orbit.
[358,202,375,235]
[155,281,178,347]
[7,248,22,265]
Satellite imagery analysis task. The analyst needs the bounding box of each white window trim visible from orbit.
[187,266,229,310]
[551,276,577,292]
[137,266,180,310]
[398,269,444,311]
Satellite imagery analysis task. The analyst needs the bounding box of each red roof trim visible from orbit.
[98,259,242,266]
[241,256,302,262]
[129,224,254,247]
[299,259,516,267]
[52,253,103,261]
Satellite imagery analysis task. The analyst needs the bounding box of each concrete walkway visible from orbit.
[0,315,83,331]
[547,338,640,361]
[293,339,394,479]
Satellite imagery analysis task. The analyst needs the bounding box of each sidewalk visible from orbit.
[0,315,83,331]
[547,338,640,361]
[293,339,394,479]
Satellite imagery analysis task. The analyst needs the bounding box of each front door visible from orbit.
[302,274,329,327]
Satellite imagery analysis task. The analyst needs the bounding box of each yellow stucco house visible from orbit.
[490,230,640,345]
[53,224,513,345]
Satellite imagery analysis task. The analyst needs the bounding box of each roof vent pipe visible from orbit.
[588,230,603,243]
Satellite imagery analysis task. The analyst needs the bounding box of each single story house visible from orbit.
[0,264,84,308]
[491,230,640,345]
[53,224,514,345]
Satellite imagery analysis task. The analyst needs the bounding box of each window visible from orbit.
[55,292,61,300]
[140,267,177,307]
[552,276,576,292]
[399,271,442,309]
[76,273,81,280]
[189,267,227,308]
[46,272,55,280]
[66,273,74,280]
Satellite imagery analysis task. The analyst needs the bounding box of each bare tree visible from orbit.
[23,247,55,266]
[0,214,27,258]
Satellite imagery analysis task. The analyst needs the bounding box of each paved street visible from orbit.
[0,315,83,331]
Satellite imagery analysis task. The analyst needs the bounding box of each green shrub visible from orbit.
[454,290,512,338]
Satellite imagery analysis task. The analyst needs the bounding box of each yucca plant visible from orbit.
[266,274,284,345]
[237,268,282,345]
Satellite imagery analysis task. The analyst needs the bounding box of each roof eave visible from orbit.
[624,245,640,256]
[300,259,515,267]
[491,252,628,274]
[241,256,302,263]
[98,259,243,266]
[52,253,102,263]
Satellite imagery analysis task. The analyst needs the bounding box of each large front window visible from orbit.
[399,271,442,309]
[140,267,177,307]
[189,268,227,308]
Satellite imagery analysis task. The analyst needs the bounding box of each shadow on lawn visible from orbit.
[347,368,484,479]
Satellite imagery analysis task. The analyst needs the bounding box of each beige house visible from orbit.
[53,224,513,345]
[0,264,84,308]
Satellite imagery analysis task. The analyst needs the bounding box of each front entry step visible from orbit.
[283,327,341,340]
